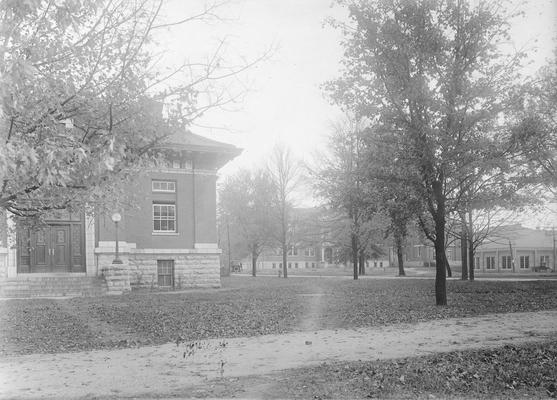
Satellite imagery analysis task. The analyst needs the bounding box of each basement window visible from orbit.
[157,260,174,287]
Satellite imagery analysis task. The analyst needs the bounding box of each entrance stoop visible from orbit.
[0,275,108,298]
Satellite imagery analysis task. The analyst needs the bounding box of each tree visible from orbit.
[312,117,375,279]
[327,0,531,305]
[512,53,557,197]
[451,206,526,280]
[219,169,276,277]
[0,0,261,220]
[365,128,423,277]
[267,144,301,279]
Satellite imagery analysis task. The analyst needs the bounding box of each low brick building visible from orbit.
[473,225,556,273]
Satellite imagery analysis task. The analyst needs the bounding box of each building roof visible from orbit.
[478,224,555,250]
[156,131,242,169]
[163,132,241,156]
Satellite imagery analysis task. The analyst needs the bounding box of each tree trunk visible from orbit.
[435,235,447,305]
[351,232,359,280]
[397,249,405,276]
[468,210,475,281]
[461,227,468,280]
[395,232,405,276]
[433,180,447,306]
[251,252,257,277]
[359,251,366,275]
[281,200,288,278]
[444,251,452,277]
[282,244,288,278]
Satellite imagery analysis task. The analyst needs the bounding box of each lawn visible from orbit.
[264,340,557,399]
[1,276,557,356]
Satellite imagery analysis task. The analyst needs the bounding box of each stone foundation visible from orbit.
[129,251,221,289]
[102,263,131,295]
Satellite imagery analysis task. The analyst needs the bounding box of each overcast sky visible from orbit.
[157,0,556,224]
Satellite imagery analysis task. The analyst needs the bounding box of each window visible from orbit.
[157,260,174,287]
[486,256,495,270]
[474,257,481,270]
[279,263,282,269]
[379,261,383,268]
[519,256,530,269]
[501,256,512,270]
[295,263,298,268]
[287,246,298,256]
[305,262,309,268]
[152,180,176,192]
[304,247,315,257]
[172,160,181,169]
[288,262,292,268]
[312,262,315,268]
[153,203,176,232]
[540,255,550,267]
[272,263,276,269]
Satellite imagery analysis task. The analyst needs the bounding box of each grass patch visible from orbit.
[1,277,557,356]
[277,339,557,399]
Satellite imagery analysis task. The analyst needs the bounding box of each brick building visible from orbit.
[0,132,240,297]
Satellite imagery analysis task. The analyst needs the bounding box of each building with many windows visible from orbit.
[238,207,391,272]
[390,224,556,274]
[473,225,556,273]
[0,132,240,297]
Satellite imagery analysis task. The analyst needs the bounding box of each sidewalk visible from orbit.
[1,310,556,399]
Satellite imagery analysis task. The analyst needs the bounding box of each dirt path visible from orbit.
[1,310,556,399]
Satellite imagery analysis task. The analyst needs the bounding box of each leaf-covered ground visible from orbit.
[270,339,557,399]
[1,276,557,356]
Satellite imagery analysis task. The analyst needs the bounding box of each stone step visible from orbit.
[0,277,107,298]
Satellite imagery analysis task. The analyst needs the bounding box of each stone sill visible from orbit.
[95,248,222,255]
[10,273,88,278]
[131,248,222,255]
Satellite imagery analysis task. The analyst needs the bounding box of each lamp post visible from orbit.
[111,212,122,264]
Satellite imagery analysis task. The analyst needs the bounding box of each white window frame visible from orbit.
[153,203,176,233]
[501,255,512,270]
[486,256,495,270]
[152,180,176,193]
[305,247,315,257]
[519,255,529,269]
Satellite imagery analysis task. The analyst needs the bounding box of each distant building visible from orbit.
[474,225,556,273]
[240,207,390,272]
[390,224,556,273]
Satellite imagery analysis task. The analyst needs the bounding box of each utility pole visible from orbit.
[508,240,515,273]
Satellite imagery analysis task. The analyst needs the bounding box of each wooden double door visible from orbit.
[18,219,85,273]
